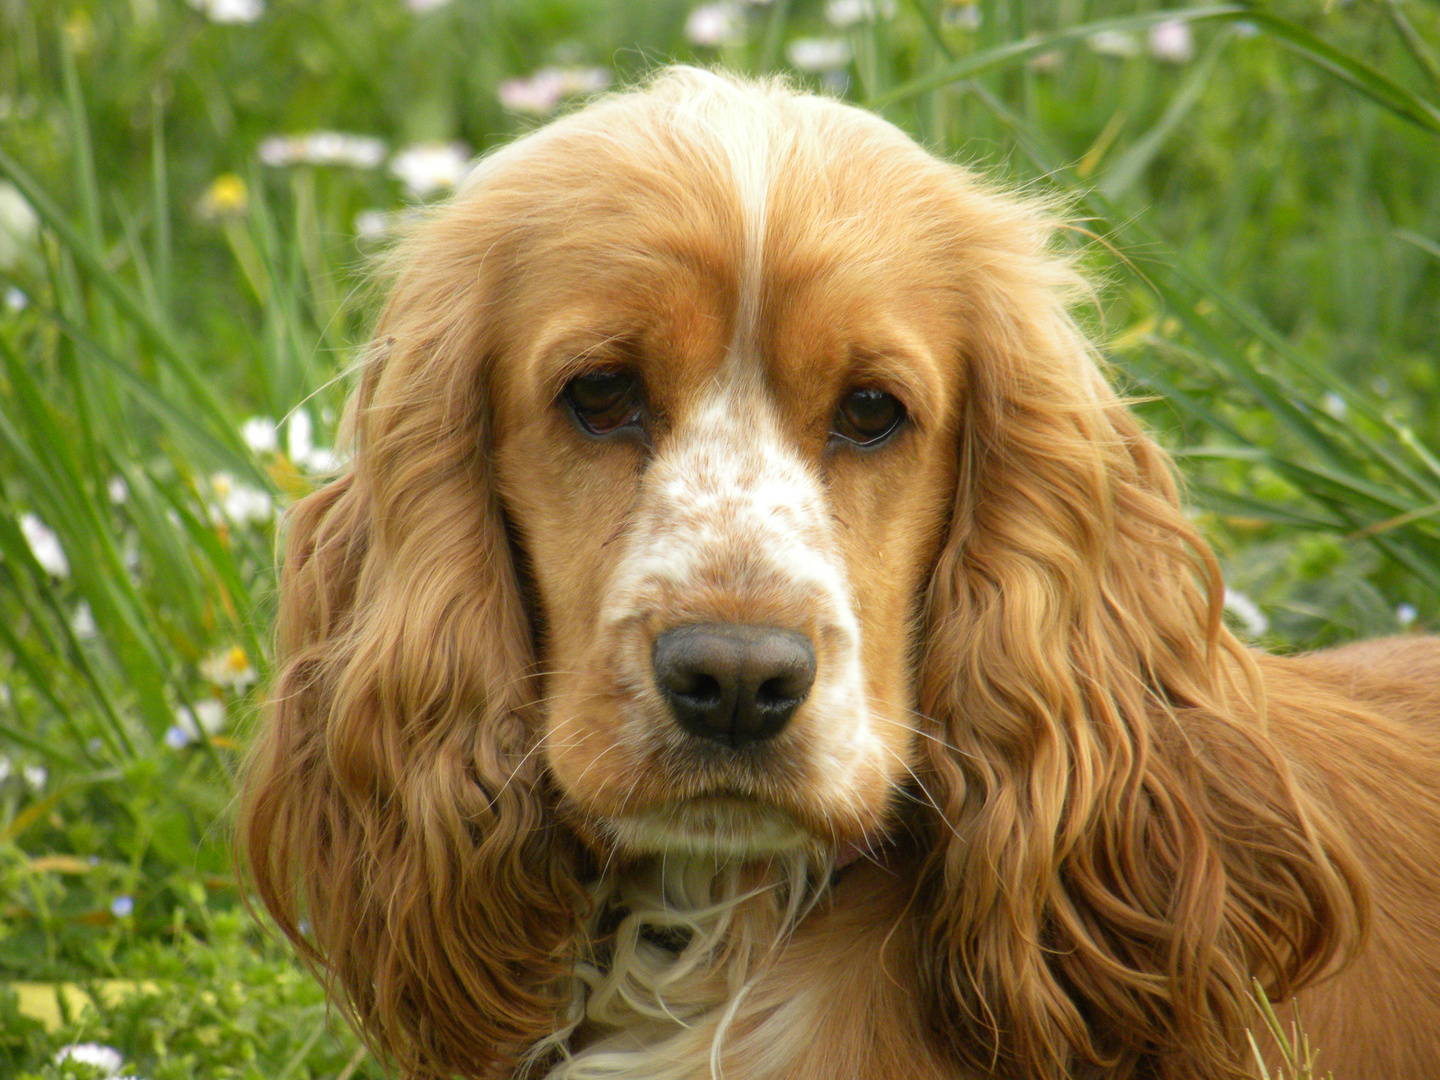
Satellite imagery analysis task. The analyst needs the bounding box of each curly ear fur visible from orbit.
[239,211,588,1079]
[914,201,1365,1079]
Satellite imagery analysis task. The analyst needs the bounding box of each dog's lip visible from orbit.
[604,795,889,865]
[605,792,811,856]
[636,790,790,824]
[681,788,761,806]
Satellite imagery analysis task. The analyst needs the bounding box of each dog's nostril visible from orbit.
[653,624,817,749]
[758,672,808,704]
[674,673,722,707]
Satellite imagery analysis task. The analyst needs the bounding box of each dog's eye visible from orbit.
[832,388,906,448]
[563,370,644,436]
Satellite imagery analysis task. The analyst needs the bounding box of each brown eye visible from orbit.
[563,370,644,436]
[832,387,906,447]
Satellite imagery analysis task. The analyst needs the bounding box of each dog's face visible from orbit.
[479,90,974,860]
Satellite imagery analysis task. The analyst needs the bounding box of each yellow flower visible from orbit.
[199,174,248,219]
[64,12,95,53]
[200,645,257,690]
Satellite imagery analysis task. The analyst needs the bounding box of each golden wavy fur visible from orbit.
[240,68,1440,1079]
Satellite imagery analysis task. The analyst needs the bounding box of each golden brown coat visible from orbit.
[240,68,1440,1080]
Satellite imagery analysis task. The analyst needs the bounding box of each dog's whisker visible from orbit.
[866,709,965,755]
[873,741,969,849]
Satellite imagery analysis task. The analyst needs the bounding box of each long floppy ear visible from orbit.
[239,210,586,1079]
[914,192,1364,1079]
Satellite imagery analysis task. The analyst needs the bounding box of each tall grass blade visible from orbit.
[1397,229,1440,262]
[1099,34,1226,200]
[1245,9,1440,136]
[0,145,257,478]
[757,0,794,74]
[1383,0,1440,88]
[868,5,1247,107]
[964,80,1440,581]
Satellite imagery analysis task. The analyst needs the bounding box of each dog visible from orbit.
[240,67,1440,1079]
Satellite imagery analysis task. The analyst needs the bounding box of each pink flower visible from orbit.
[498,67,611,116]
[1148,19,1195,64]
[685,3,745,47]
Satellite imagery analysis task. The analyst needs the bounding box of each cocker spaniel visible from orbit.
[241,68,1440,1080]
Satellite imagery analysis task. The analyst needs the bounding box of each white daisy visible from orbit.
[786,38,852,73]
[187,0,264,23]
[390,142,472,199]
[20,513,69,578]
[258,131,386,169]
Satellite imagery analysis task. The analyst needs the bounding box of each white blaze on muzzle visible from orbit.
[599,380,879,784]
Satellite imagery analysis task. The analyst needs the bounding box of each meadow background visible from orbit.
[1,0,1437,1077]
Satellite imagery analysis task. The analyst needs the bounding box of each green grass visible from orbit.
[1,0,1437,1075]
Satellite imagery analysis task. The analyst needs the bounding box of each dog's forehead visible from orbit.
[489,88,957,427]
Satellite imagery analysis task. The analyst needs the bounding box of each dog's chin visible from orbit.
[604,796,814,859]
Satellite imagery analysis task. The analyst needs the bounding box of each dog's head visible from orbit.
[242,68,1359,1080]
[484,74,986,861]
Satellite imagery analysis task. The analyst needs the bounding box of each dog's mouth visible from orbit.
[604,793,812,858]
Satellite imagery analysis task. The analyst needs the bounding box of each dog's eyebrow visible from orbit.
[535,330,644,386]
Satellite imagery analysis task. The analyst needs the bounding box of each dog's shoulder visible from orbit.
[1274,634,1440,738]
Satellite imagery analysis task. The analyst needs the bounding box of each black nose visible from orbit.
[653,624,817,749]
